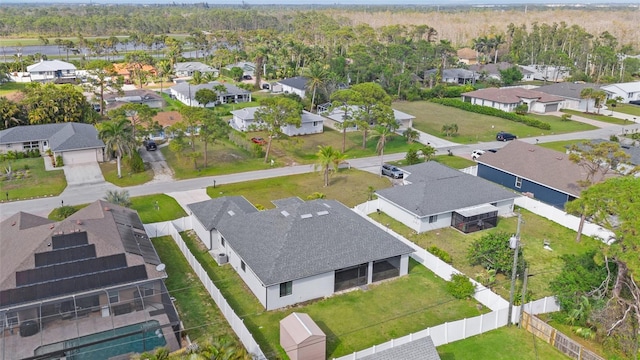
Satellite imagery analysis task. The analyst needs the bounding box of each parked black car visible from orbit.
[496,131,517,141]
[629,100,640,106]
[381,164,404,179]
[144,140,157,151]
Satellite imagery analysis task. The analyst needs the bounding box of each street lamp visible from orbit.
[507,212,522,326]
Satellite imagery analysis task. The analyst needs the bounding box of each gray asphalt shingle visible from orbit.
[376,162,518,217]
[216,199,414,286]
[277,76,309,90]
[0,123,104,151]
[188,196,258,231]
[359,336,441,360]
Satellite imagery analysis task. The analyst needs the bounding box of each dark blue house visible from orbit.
[476,140,586,209]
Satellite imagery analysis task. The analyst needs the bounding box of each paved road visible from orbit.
[2,116,639,222]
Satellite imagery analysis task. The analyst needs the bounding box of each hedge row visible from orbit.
[430,98,552,130]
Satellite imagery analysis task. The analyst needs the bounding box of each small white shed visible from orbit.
[280,312,326,360]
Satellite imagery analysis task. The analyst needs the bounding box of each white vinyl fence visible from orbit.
[144,218,267,360]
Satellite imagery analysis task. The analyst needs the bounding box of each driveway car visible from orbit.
[471,149,485,160]
[629,100,640,106]
[496,131,517,141]
[251,137,267,145]
[144,140,157,151]
[381,164,403,179]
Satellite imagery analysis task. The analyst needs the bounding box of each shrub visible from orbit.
[307,192,326,200]
[467,231,525,275]
[51,205,79,220]
[561,114,572,121]
[446,273,476,299]
[609,135,619,142]
[127,150,145,173]
[55,155,64,167]
[430,98,552,130]
[405,148,421,165]
[428,246,452,264]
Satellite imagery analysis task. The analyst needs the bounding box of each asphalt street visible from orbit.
[1,116,639,221]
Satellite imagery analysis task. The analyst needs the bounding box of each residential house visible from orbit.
[26,60,76,83]
[229,106,324,136]
[277,76,309,98]
[103,89,165,112]
[202,198,413,310]
[461,87,564,113]
[0,200,181,360]
[148,111,183,140]
[518,65,570,82]
[534,82,600,111]
[174,62,219,78]
[374,162,518,234]
[0,123,105,165]
[477,140,590,208]
[320,105,415,132]
[224,61,256,77]
[573,139,640,176]
[188,196,259,251]
[112,63,157,85]
[457,48,478,65]
[170,81,251,108]
[424,68,478,85]
[468,62,534,82]
[601,82,640,103]
[359,336,441,360]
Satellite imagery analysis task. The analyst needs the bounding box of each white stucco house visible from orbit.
[374,162,518,234]
[229,106,323,136]
[26,60,77,83]
[276,77,308,98]
[319,104,415,132]
[174,62,219,78]
[192,197,414,310]
[224,61,256,77]
[0,123,105,165]
[600,82,640,104]
[519,65,571,82]
[534,82,600,112]
[169,81,251,107]
[461,87,564,113]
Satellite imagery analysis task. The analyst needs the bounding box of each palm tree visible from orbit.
[370,112,399,177]
[305,62,329,113]
[403,127,419,144]
[580,87,595,113]
[314,145,347,187]
[103,189,131,207]
[492,34,505,63]
[98,118,135,178]
[156,60,172,96]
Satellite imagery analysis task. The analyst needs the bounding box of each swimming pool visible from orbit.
[35,320,167,359]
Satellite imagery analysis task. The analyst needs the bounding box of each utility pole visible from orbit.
[518,267,529,328]
[507,212,522,326]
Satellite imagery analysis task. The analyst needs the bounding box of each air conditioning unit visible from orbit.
[217,253,228,265]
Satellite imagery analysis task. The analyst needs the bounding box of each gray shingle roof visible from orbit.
[0,123,104,151]
[216,199,414,286]
[171,81,250,99]
[278,76,309,90]
[575,139,640,166]
[360,336,441,360]
[376,162,518,217]
[188,196,258,231]
[26,60,76,72]
[535,82,600,100]
[175,61,218,73]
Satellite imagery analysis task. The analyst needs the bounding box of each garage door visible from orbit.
[62,149,97,165]
[545,104,559,112]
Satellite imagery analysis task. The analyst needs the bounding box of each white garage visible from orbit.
[61,148,104,165]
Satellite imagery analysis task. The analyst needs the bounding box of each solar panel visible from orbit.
[16,254,128,287]
[116,223,161,265]
[35,244,96,267]
[52,232,88,250]
[0,265,148,307]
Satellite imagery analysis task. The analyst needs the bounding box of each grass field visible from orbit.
[613,104,640,117]
[437,326,567,360]
[130,194,187,223]
[206,169,392,209]
[0,82,27,96]
[394,101,597,144]
[180,230,489,359]
[0,158,66,201]
[100,161,154,187]
[151,236,236,344]
[561,109,628,125]
[537,139,592,152]
[370,208,601,299]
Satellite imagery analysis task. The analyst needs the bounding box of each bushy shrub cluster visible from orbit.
[0,149,41,161]
[428,246,452,264]
[421,84,475,100]
[446,273,476,299]
[228,131,264,158]
[430,98,552,130]
[127,150,145,173]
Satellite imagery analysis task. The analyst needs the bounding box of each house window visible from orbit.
[429,215,438,223]
[221,237,225,247]
[141,285,154,297]
[515,177,522,189]
[313,121,318,127]
[108,290,119,304]
[22,141,39,150]
[241,261,246,272]
[279,281,292,297]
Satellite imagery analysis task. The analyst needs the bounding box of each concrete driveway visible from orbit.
[139,144,174,183]
[63,162,105,186]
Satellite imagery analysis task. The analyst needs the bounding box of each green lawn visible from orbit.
[0,82,27,96]
[370,208,601,299]
[48,204,89,220]
[437,326,567,360]
[180,231,489,359]
[391,155,476,170]
[537,139,591,153]
[100,161,154,187]
[151,236,236,344]
[130,194,187,223]
[394,101,597,144]
[0,158,66,201]
[561,109,628,125]
[612,104,640,117]
[206,169,392,209]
